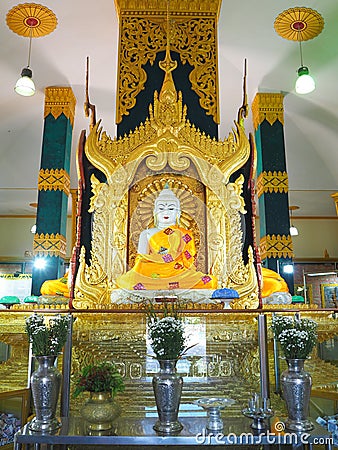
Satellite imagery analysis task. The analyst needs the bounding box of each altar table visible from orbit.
[14,416,334,449]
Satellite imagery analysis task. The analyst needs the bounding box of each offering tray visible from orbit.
[194,397,235,431]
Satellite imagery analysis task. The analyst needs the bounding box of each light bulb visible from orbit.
[295,66,315,94]
[283,264,294,274]
[290,225,299,236]
[15,67,35,96]
[34,257,47,269]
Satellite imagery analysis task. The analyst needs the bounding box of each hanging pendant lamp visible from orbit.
[6,3,58,96]
[274,7,324,95]
[289,205,300,237]
[14,19,36,96]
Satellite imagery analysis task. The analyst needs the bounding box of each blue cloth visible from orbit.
[211,288,239,299]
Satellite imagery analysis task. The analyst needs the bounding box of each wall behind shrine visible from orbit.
[0,216,337,266]
[254,217,338,260]
[0,217,73,265]
[291,218,338,260]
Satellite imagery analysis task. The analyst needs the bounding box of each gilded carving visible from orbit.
[117,15,218,123]
[38,168,70,196]
[73,48,258,309]
[252,93,284,130]
[44,87,76,127]
[68,310,338,416]
[259,234,294,260]
[33,233,67,258]
[115,0,221,15]
[256,171,288,197]
[85,91,249,185]
[331,192,338,216]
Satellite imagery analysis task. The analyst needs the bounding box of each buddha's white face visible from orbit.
[154,201,180,228]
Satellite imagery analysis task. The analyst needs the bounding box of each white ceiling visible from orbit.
[1,0,337,218]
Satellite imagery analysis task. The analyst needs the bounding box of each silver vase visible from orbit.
[29,355,62,432]
[152,359,183,434]
[281,358,314,431]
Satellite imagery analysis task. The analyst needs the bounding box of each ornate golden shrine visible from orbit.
[72,46,259,310]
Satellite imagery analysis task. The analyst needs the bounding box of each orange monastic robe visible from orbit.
[261,267,289,298]
[116,225,217,290]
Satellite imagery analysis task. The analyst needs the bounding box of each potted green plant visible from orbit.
[73,361,125,431]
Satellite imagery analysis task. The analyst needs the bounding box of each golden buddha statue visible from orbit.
[115,185,218,291]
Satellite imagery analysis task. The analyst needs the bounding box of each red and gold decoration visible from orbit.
[274,7,324,42]
[6,3,57,38]
[7,4,58,97]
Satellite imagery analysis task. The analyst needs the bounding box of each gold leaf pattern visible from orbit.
[331,193,338,216]
[33,233,66,258]
[259,234,294,260]
[44,87,76,127]
[256,171,288,197]
[117,16,218,123]
[38,168,70,196]
[252,93,284,130]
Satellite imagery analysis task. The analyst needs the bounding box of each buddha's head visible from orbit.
[154,184,181,228]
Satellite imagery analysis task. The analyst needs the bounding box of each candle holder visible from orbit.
[194,397,235,431]
[242,394,274,430]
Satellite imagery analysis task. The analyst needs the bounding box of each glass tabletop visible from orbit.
[14,415,334,447]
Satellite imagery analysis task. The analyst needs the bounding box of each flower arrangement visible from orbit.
[271,314,318,360]
[145,302,191,360]
[25,313,71,356]
[73,361,125,398]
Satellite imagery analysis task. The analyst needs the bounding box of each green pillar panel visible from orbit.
[40,114,73,172]
[252,93,294,293]
[32,87,76,296]
[36,190,68,237]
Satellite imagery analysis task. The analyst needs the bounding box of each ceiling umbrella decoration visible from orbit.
[6,3,57,37]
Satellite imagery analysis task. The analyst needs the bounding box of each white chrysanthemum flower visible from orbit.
[271,314,317,359]
[148,314,186,360]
